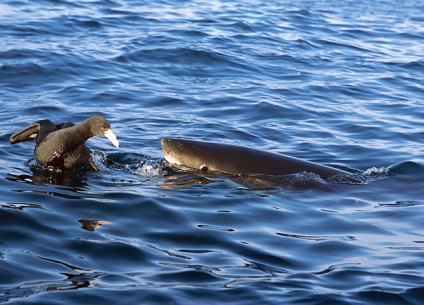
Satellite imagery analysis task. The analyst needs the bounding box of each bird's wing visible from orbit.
[10,122,41,144]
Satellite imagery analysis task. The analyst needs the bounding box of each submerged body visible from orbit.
[10,116,119,170]
[161,138,349,179]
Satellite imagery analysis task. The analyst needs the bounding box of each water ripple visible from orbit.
[1,0,424,304]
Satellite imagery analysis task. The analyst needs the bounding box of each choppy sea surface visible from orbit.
[1,0,424,304]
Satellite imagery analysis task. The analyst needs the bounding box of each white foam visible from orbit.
[132,161,163,178]
[363,166,390,176]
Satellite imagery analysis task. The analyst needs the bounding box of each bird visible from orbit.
[10,116,119,171]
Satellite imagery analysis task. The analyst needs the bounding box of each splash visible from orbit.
[131,160,163,178]
[90,151,108,170]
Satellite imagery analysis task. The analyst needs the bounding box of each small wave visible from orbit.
[363,161,424,177]
[387,161,424,176]
[363,166,392,176]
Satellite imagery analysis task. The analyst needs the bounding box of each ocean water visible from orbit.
[1,0,424,304]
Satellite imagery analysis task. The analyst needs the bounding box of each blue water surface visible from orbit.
[1,0,424,304]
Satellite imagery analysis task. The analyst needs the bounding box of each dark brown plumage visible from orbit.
[10,116,119,170]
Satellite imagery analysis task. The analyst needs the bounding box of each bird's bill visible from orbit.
[104,129,120,148]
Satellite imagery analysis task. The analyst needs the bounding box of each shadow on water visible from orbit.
[5,161,89,200]
[160,170,328,191]
[159,172,218,189]
[159,160,424,191]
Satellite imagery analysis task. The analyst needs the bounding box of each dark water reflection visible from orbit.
[1,162,424,304]
[78,219,111,232]
[6,163,87,189]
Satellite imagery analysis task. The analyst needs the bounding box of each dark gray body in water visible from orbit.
[161,138,349,179]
